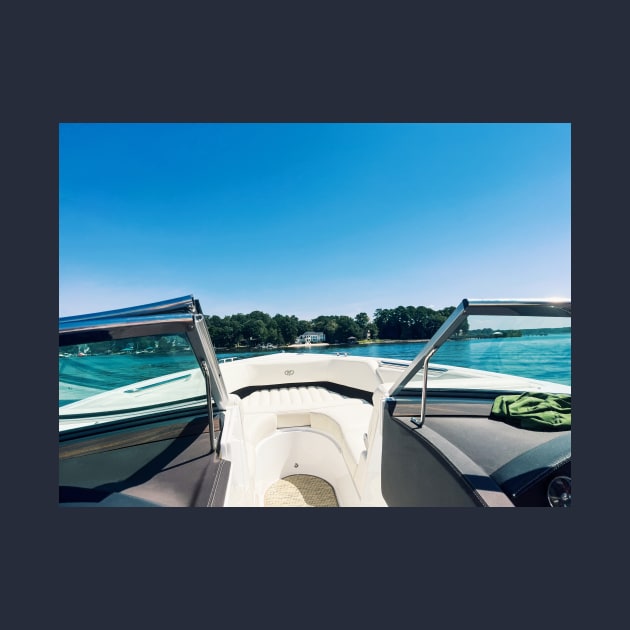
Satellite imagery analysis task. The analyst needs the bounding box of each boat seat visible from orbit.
[240,386,374,476]
[241,385,366,414]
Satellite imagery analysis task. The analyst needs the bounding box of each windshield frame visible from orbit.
[59,296,229,448]
[387,298,571,424]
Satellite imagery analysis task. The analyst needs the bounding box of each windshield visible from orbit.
[59,332,207,431]
[390,299,571,399]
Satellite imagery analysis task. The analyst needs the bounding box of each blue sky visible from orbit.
[59,123,570,321]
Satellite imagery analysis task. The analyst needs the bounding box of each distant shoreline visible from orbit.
[361,339,430,344]
[218,339,431,351]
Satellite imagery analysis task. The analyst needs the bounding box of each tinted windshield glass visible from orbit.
[59,332,207,431]
[402,314,571,391]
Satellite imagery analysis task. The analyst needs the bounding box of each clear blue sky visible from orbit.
[59,123,571,321]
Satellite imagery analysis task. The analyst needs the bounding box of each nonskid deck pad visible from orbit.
[264,474,339,507]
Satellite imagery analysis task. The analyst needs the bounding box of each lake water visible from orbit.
[218,333,571,385]
[59,333,570,407]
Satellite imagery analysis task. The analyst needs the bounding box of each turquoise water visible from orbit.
[219,332,571,385]
[59,333,570,407]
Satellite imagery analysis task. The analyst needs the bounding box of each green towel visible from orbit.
[490,392,571,430]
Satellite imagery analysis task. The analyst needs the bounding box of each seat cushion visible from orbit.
[241,386,365,414]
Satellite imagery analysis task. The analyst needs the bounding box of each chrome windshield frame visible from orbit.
[59,296,230,448]
[59,295,198,324]
[387,298,571,425]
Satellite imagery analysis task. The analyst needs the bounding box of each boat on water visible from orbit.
[59,295,571,508]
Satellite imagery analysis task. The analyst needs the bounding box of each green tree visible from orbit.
[201,302,461,347]
[334,315,360,342]
[273,314,299,345]
[242,318,267,346]
[355,312,370,339]
[157,337,172,353]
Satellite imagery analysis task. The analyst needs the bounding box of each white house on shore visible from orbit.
[295,331,326,344]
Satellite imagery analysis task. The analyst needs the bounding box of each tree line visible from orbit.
[203,304,463,348]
